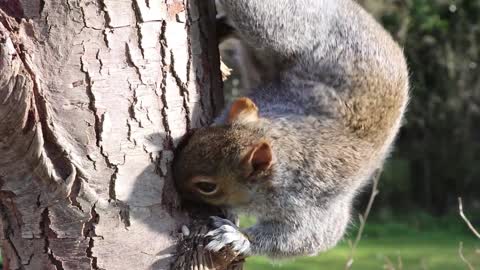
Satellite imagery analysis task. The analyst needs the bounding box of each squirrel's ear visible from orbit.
[245,141,273,173]
[227,97,259,124]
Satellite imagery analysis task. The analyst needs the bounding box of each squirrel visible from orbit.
[173,0,409,258]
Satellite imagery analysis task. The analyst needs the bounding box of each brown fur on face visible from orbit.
[173,123,273,207]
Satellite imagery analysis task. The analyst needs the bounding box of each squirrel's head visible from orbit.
[173,98,274,207]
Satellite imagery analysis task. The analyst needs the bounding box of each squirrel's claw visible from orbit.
[205,216,251,255]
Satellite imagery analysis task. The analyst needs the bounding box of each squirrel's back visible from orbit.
[245,0,408,153]
[233,0,409,195]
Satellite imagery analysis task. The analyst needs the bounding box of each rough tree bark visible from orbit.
[0,0,237,269]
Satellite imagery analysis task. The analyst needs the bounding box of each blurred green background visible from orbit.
[242,214,479,270]
[1,0,479,269]
[221,0,480,269]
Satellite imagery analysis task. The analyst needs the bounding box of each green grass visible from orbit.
[0,215,477,270]
[243,215,480,270]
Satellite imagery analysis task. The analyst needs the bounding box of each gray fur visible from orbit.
[175,0,409,258]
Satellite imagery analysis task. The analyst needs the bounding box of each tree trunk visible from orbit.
[0,0,230,269]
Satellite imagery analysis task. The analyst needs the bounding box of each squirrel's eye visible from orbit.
[194,181,218,195]
[190,176,219,195]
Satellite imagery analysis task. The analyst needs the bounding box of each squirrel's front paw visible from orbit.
[205,216,251,255]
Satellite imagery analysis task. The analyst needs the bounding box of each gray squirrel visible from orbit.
[173,0,409,258]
